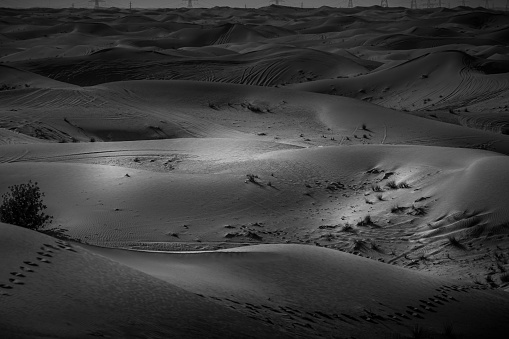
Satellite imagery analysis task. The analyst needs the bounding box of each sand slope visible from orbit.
[86,243,509,339]
[0,223,291,339]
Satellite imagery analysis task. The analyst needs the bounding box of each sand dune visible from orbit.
[0,223,290,339]
[86,243,509,339]
[1,5,509,339]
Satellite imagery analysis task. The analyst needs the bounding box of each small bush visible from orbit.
[398,182,410,189]
[0,181,53,230]
[386,180,398,189]
[447,236,465,249]
[500,273,509,283]
[246,174,259,183]
[372,185,383,192]
[358,215,374,226]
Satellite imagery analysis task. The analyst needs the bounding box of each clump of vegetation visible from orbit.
[386,180,398,189]
[500,273,509,283]
[246,174,259,183]
[357,215,374,226]
[398,181,411,189]
[391,205,406,214]
[341,224,355,233]
[352,239,368,251]
[447,236,465,249]
[0,181,53,230]
[372,185,383,192]
[410,205,426,216]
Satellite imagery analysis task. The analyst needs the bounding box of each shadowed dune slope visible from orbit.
[86,243,509,339]
[0,223,291,339]
[11,46,368,86]
[290,50,509,112]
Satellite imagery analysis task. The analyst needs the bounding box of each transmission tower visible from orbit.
[438,0,442,7]
[381,0,389,7]
[484,0,490,8]
[89,0,105,8]
[348,0,353,8]
[411,0,418,8]
[183,0,199,8]
[270,0,285,5]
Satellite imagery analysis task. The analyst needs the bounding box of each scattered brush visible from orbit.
[370,242,382,252]
[398,181,411,189]
[417,252,429,261]
[486,274,498,287]
[246,174,259,183]
[372,185,383,192]
[447,236,465,250]
[357,215,374,226]
[410,205,427,216]
[386,180,398,189]
[353,239,369,251]
[391,205,406,214]
[321,233,335,241]
[341,224,356,233]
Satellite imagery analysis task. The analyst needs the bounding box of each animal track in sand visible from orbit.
[8,279,24,285]
[20,266,34,273]
[10,272,25,278]
[36,257,51,263]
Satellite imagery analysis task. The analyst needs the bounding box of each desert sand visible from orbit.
[1,3,509,339]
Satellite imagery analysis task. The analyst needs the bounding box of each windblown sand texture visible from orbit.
[1,4,509,339]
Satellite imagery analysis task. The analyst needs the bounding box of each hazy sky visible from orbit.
[0,0,506,9]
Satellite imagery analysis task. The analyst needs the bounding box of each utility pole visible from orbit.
[484,0,489,8]
[411,0,418,8]
[183,0,199,8]
[270,0,284,5]
[129,1,132,11]
[438,0,442,7]
[89,0,105,9]
[301,2,303,8]
[381,0,388,7]
[348,0,353,8]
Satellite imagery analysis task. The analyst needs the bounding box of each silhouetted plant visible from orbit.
[410,323,428,338]
[500,273,509,283]
[442,321,455,338]
[0,181,53,230]
[372,185,383,192]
